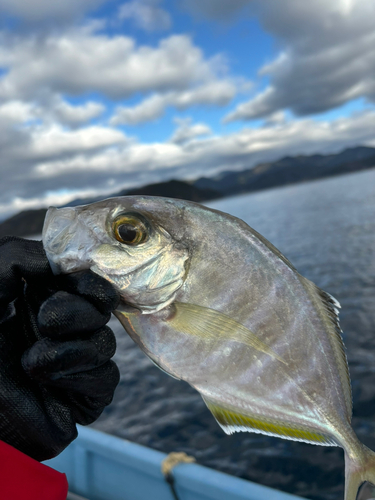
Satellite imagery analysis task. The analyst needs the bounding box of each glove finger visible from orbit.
[0,237,53,314]
[57,270,120,315]
[37,360,119,405]
[22,326,116,381]
[38,290,111,339]
[66,365,120,425]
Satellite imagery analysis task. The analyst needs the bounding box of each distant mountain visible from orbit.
[1,145,374,238]
[122,179,220,201]
[0,208,48,238]
[193,145,375,196]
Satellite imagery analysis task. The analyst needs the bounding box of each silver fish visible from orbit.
[42,196,375,500]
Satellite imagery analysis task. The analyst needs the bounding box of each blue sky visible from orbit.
[0,0,374,219]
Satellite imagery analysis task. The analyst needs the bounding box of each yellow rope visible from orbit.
[161,452,196,477]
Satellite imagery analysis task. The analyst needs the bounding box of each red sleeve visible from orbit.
[0,440,68,500]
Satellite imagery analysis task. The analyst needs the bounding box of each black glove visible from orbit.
[0,236,120,461]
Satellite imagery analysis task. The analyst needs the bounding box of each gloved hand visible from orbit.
[0,236,120,462]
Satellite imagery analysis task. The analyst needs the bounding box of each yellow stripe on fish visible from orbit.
[202,396,336,446]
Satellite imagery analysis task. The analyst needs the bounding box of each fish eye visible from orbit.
[112,214,148,245]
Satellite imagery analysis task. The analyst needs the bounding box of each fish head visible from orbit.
[43,197,191,313]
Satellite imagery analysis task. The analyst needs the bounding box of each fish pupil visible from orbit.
[118,224,138,243]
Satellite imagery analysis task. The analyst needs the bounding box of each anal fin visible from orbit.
[201,395,337,446]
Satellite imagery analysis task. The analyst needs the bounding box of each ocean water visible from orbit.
[92,169,375,500]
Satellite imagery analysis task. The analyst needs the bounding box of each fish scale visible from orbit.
[43,195,375,500]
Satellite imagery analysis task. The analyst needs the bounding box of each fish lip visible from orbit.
[43,206,100,275]
[43,207,78,273]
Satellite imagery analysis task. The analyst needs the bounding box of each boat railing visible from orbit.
[46,424,307,500]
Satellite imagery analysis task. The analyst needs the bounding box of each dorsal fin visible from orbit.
[201,395,337,446]
[299,276,352,418]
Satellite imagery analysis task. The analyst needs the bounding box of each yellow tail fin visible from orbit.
[345,445,375,500]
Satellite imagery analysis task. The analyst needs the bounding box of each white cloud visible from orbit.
[0,100,36,123]
[0,189,101,218]
[0,95,106,132]
[172,80,237,107]
[169,117,212,144]
[110,94,165,125]
[0,21,241,131]
[0,29,221,101]
[119,0,172,31]
[28,125,128,160]
[0,25,235,128]
[0,101,37,164]
[49,98,105,126]
[110,80,237,125]
[0,117,128,180]
[184,0,375,122]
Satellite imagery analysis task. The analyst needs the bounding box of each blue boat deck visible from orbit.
[46,425,307,500]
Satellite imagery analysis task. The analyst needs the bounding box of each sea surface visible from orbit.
[92,169,375,500]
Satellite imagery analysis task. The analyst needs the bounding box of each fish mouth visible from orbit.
[43,207,80,273]
[43,206,98,274]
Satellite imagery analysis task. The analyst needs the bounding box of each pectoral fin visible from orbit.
[201,395,336,446]
[169,302,287,365]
